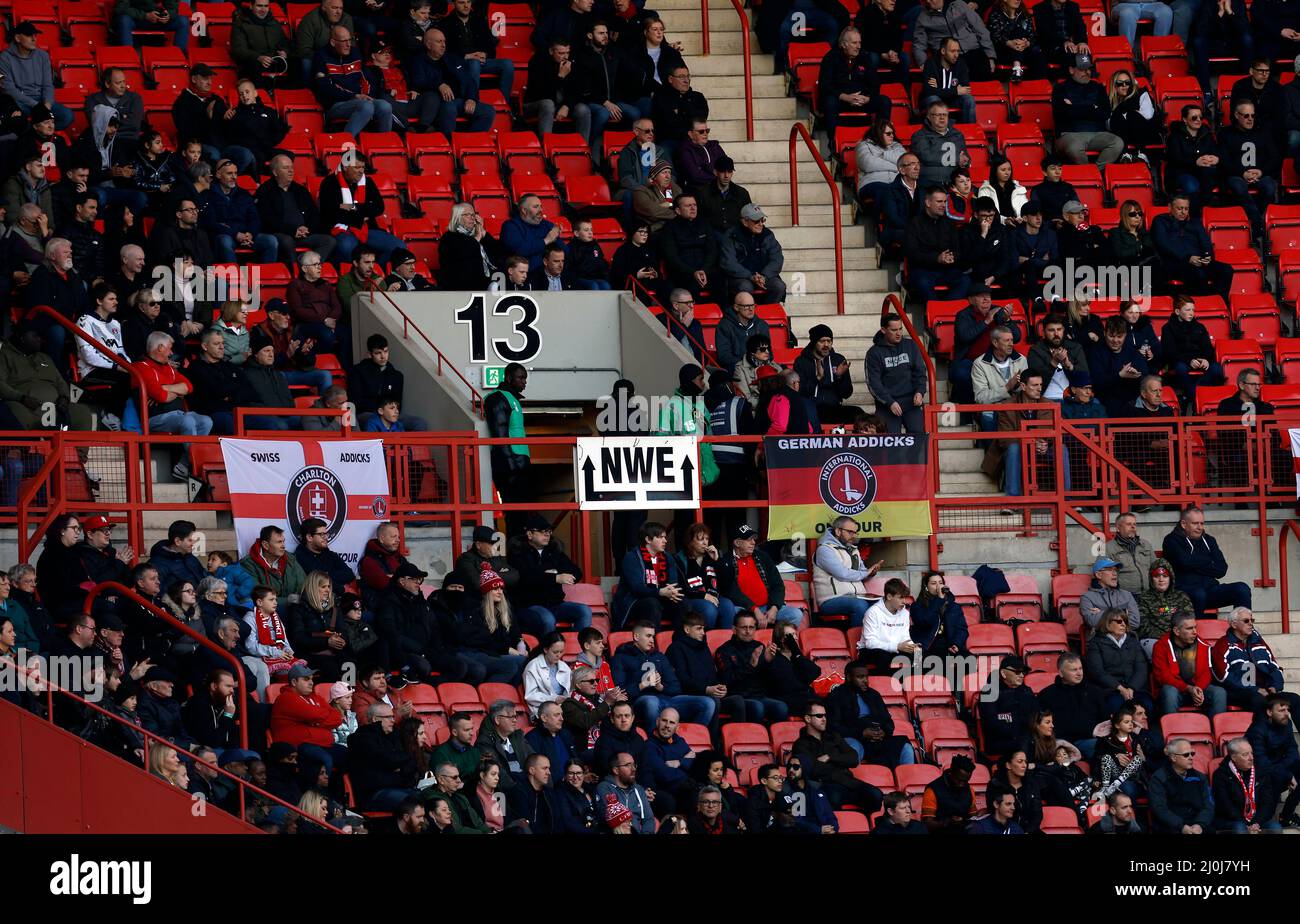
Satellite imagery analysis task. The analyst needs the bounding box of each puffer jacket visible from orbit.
[1083,631,1148,695]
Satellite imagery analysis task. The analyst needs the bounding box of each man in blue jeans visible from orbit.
[611,620,716,728]
[714,612,792,723]
[507,512,594,635]
[572,21,648,168]
[1160,505,1253,616]
[812,515,881,626]
[407,27,496,139]
[312,26,395,138]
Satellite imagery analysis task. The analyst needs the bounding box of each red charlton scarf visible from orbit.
[640,545,668,589]
[253,608,289,647]
[570,691,602,749]
[331,165,370,243]
[1230,762,1256,820]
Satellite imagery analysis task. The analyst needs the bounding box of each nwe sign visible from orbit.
[574,437,698,510]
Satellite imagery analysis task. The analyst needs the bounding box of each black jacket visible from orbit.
[149,222,215,269]
[571,44,643,106]
[136,689,194,749]
[1147,764,1213,832]
[348,722,420,807]
[978,684,1040,757]
[172,87,229,148]
[185,357,249,416]
[506,535,583,609]
[825,681,895,741]
[523,50,579,105]
[1211,760,1276,830]
[1218,124,1281,179]
[228,101,287,164]
[180,694,240,751]
[506,781,558,833]
[24,263,90,321]
[1032,0,1086,51]
[818,48,880,99]
[904,211,962,269]
[665,629,721,695]
[65,218,104,282]
[1035,677,1106,744]
[373,584,444,661]
[255,180,322,237]
[437,229,501,291]
[1160,314,1215,367]
[661,215,719,280]
[553,784,599,834]
[650,85,710,144]
[294,544,356,593]
[349,357,405,415]
[791,728,862,790]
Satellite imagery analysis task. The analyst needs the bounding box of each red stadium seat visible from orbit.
[1160,712,1212,749]
[1196,619,1231,644]
[1230,294,1281,351]
[994,574,1043,622]
[835,811,871,833]
[1212,712,1253,754]
[437,682,486,716]
[966,623,1016,657]
[722,723,775,778]
[770,720,804,763]
[1041,805,1083,834]
[1016,622,1068,657]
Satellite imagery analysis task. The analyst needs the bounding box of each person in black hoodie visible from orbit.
[793,323,856,425]
[506,512,592,636]
[347,703,421,810]
[825,660,915,766]
[666,611,745,727]
[1035,654,1106,759]
[375,562,481,684]
[1160,294,1224,410]
[566,218,612,289]
[1164,103,1218,211]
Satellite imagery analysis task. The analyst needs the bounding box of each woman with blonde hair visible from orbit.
[214,299,251,364]
[1107,69,1161,163]
[149,742,188,789]
[1065,293,1103,347]
[447,565,528,684]
[285,570,344,678]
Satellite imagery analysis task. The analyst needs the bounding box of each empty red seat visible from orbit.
[994,574,1043,622]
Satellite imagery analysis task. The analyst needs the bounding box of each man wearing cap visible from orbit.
[507,512,593,635]
[254,299,334,395]
[172,65,256,175]
[201,158,277,264]
[270,662,345,766]
[77,515,134,588]
[376,561,485,684]
[794,324,856,425]
[181,667,242,751]
[632,160,683,234]
[1056,199,1108,270]
[137,665,196,751]
[383,248,434,291]
[92,609,145,681]
[0,23,71,130]
[718,523,804,628]
[483,362,534,539]
[1051,56,1124,165]
[1080,555,1141,634]
[454,524,520,604]
[256,155,336,268]
[241,328,299,430]
[977,655,1039,758]
[720,203,786,303]
[949,286,1021,404]
[661,194,721,298]
[696,155,752,236]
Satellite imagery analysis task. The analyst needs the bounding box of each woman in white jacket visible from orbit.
[522,631,572,718]
[976,154,1029,226]
[857,577,919,673]
[855,120,906,206]
[75,281,133,430]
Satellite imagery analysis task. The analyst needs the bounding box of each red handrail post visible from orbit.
[789,122,843,313]
[882,294,938,406]
[1280,520,1299,635]
[84,581,249,750]
[698,0,754,141]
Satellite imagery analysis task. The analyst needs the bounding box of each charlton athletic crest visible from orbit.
[818,453,877,516]
[287,466,348,541]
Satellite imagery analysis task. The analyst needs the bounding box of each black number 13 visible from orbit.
[455,294,543,364]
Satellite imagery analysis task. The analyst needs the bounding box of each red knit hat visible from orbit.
[479,561,505,593]
[603,792,633,829]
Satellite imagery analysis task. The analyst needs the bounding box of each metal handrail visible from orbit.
[0,656,334,833]
[699,0,755,141]
[881,293,937,408]
[1279,520,1299,634]
[628,276,722,368]
[367,288,484,415]
[24,304,153,436]
[789,122,844,314]
[83,581,249,750]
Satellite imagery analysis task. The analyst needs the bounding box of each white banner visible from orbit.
[219,439,391,570]
[1290,429,1300,498]
[574,436,699,511]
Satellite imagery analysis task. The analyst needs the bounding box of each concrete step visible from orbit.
[744,180,836,206]
[710,118,802,144]
[729,160,844,186]
[687,53,776,77]
[788,267,890,294]
[760,203,858,229]
[769,242,877,268]
[936,470,999,495]
[724,139,833,163]
[674,30,753,56]
[781,312,881,339]
[769,224,868,248]
[939,447,987,475]
[704,97,800,122]
[691,75,790,98]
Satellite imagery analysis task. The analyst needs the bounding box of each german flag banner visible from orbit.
[764,433,932,539]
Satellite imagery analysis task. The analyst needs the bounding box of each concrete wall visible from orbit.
[618,292,695,398]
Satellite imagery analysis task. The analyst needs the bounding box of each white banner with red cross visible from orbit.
[1291,430,1300,497]
[219,438,391,570]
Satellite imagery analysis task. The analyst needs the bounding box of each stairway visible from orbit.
[655,0,891,366]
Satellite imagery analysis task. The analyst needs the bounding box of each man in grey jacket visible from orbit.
[617,118,667,201]
[719,204,786,302]
[1105,511,1155,595]
[911,100,970,189]
[866,313,929,433]
[911,0,997,80]
[595,751,656,832]
[0,23,70,129]
[1080,556,1140,634]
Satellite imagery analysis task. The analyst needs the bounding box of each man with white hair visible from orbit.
[1147,736,1212,833]
[1211,738,1281,833]
[24,236,89,371]
[129,330,212,479]
[1211,607,1300,715]
[109,242,147,302]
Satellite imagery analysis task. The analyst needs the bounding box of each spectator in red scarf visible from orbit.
[242,585,308,679]
[239,525,307,600]
[612,521,685,629]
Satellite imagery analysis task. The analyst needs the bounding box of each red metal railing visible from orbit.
[84,581,250,750]
[699,0,755,141]
[25,305,153,435]
[367,288,484,415]
[789,121,844,315]
[628,276,721,367]
[233,406,351,434]
[881,293,937,406]
[1278,520,1300,634]
[1,654,331,832]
